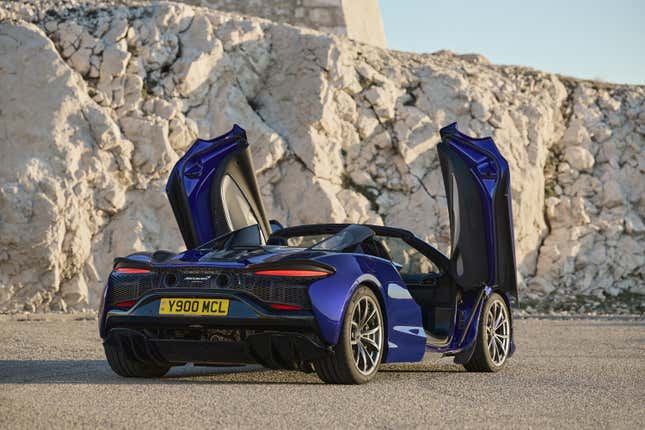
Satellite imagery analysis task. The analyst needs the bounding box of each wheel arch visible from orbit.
[455,288,513,367]
[309,254,400,349]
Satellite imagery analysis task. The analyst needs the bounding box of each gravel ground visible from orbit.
[0,315,643,429]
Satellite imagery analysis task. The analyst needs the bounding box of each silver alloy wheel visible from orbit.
[485,299,510,366]
[349,295,383,375]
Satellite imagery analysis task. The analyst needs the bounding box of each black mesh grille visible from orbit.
[235,274,311,308]
[108,272,155,305]
[108,270,312,309]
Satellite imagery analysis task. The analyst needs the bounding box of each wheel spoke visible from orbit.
[349,294,383,375]
[494,310,503,330]
[363,326,381,336]
[483,298,511,366]
[494,335,504,349]
[362,308,376,328]
[359,343,368,372]
[360,300,371,327]
[358,300,366,324]
[361,336,378,350]
[354,344,361,367]
[364,346,375,367]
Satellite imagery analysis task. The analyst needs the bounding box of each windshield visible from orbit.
[197,224,264,251]
[310,225,375,252]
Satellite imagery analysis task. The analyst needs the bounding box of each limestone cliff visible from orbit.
[0,1,643,313]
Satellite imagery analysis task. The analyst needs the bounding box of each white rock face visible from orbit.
[564,146,595,171]
[0,1,643,313]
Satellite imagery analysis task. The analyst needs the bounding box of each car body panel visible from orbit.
[100,246,427,363]
[309,253,426,363]
[101,123,517,372]
[166,125,271,249]
[438,123,518,298]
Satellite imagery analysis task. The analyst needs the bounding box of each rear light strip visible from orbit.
[114,267,151,274]
[253,269,330,277]
[115,267,329,277]
[109,267,321,310]
[114,300,136,308]
[268,303,302,311]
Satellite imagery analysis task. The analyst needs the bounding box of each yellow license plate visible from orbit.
[159,298,229,316]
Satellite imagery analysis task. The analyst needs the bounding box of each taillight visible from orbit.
[114,300,136,308]
[114,267,151,274]
[269,303,302,311]
[253,269,330,277]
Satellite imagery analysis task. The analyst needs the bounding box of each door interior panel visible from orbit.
[493,172,518,298]
[166,125,270,249]
[438,123,518,298]
[404,273,458,344]
[437,143,491,289]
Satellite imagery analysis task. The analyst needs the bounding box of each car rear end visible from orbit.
[99,262,334,371]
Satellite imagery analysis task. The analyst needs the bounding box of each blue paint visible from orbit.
[440,122,518,296]
[166,125,246,246]
[101,123,517,368]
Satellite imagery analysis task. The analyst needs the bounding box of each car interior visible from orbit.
[269,225,459,346]
[362,235,458,346]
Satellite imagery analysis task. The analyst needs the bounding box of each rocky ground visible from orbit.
[0,1,643,314]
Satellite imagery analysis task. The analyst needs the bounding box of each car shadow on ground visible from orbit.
[379,363,465,373]
[0,359,464,385]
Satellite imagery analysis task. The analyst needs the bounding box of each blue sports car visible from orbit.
[99,123,518,384]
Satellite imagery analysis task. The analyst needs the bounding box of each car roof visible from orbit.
[268,223,416,239]
[269,223,449,271]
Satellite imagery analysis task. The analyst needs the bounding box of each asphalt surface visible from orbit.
[0,315,643,429]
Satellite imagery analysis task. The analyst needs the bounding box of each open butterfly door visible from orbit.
[437,123,518,298]
[166,125,271,249]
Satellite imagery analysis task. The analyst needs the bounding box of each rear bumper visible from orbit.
[101,289,317,337]
[101,290,331,369]
[104,327,331,369]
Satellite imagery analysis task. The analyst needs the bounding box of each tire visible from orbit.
[314,286,385,384]
[463,292,511,372]
[104,340,170,378]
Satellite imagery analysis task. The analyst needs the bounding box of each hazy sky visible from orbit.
[379,0,644,85]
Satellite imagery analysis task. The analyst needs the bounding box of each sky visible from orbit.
[379,0,644,85]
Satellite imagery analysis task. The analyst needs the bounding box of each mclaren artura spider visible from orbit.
[99,123,518,384]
